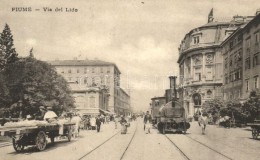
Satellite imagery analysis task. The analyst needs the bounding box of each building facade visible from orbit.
[177,10,253,116]
[49,59,131,115]
[115,88,131,116]
[70,83,109,115]
[222,11,260,100]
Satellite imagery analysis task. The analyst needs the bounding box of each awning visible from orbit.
[99,109,115,115]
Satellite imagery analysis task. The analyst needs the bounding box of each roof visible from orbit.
[200,21,231,28]
[151,96,165,100]
[49,59,121,74]
[221,13,260,47]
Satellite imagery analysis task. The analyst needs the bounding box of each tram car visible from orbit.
[150,97,166,126]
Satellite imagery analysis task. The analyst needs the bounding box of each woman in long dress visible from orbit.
[198,112,208,135]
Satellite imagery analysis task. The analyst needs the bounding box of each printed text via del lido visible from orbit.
[11,7,78,12]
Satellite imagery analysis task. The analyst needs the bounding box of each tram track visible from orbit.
[165,133,234,160]
[119,122,138,160]
[0,142,12,148]
[78,130,120,160]
[164,135,191,160]
[78,122,138,160]
[185,135,233,160]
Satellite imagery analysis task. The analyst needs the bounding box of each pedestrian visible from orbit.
[198,112,208,135]
[120,115,128,134]
[114,115,119,129]
[96,115,102,132]
[143,111,152,131]
[71,114,82,138]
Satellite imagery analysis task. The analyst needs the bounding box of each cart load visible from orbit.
[0,119,75,152]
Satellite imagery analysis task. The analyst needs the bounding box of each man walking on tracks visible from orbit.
[144,111,152,133]
[96,115,102,132]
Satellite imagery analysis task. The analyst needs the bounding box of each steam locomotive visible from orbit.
[151,76,190,134]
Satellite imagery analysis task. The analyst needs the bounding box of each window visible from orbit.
[229,74,232,82]
[229,59,233,67]
[68,77,72,81]
[246,80,249,91]
[193,36,200,44]
[255,77,258,89]
[224,58,228,68]
[225,75,229,84]
[246,38,251,49]
[100,67,103,73]
[84,68,87,74]
[255,32,259,43]
[245,58,250,70]
[77,69,80,73]
[229,41,233,49]
[68,69,71,73]
[195,73,201,81]
[205,66,213,80]
[92,67,95,73]
[107,67,110,73]
[84,78,87,84]
[237,50,242,61]
[194,67,201,81]
[253,53,259,67]
[238,34,242,42]
[61,69,64,74]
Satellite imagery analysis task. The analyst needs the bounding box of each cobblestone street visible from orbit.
[0,118,259,160]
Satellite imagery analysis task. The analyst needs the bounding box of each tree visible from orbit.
[243,89,260,122]
[0,24,18,67]
[3,57,75,117]
[202,98,224,123]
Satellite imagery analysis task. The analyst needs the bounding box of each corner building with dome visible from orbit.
[177,9,254,117]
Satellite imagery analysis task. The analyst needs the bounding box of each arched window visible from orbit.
[192,93,201,106]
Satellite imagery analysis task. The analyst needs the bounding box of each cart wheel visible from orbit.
[67,128,72,142]
[35,131,47,151]
[12,138,24,153]
[252,128,259,139]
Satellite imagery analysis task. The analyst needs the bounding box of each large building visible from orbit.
[49,59,131,115]
[221,10,260,101]
[177,9,253,116]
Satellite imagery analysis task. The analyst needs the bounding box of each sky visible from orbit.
[0,0,259,112]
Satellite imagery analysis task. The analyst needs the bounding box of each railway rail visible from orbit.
[78,122,138,160]
[165,134,233,160]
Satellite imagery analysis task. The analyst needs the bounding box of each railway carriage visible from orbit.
[150,97,166,126]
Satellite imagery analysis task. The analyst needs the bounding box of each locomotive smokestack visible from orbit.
[169,76,177,107]
[169,76,177,98]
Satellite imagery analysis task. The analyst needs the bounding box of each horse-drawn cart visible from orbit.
[247,120,260,139]
[0,121,75,152]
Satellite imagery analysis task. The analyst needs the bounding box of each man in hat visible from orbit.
[143,111,152,131]
[35,106,47,120]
